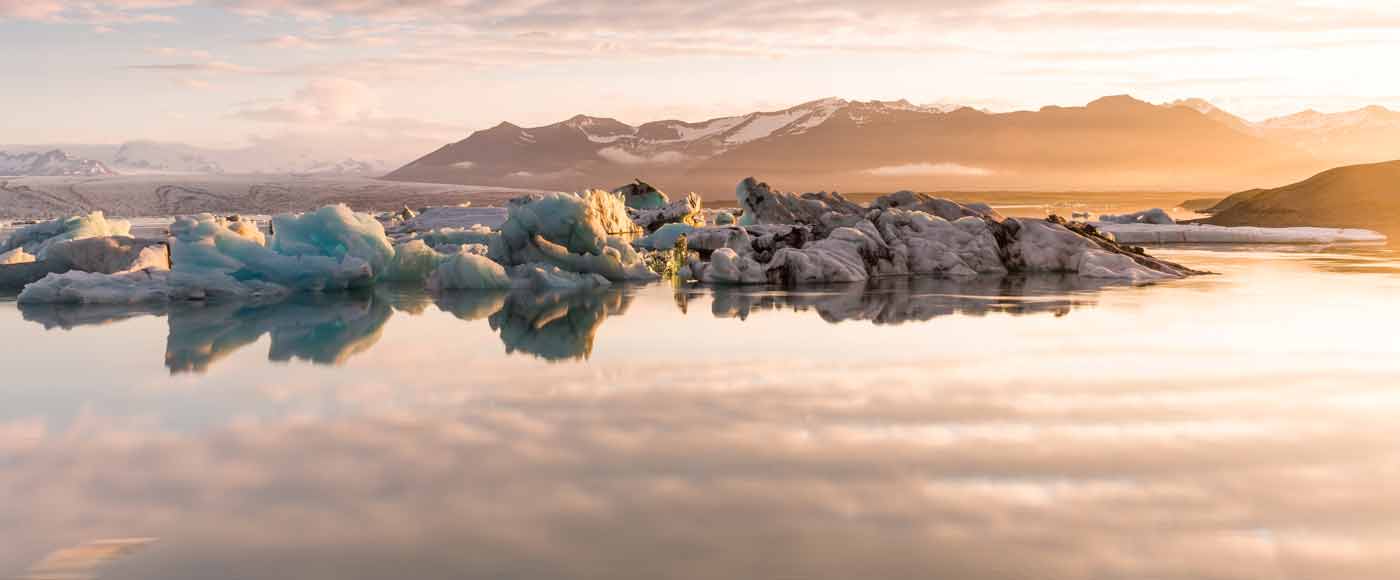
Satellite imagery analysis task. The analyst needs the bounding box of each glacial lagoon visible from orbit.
[4,244,1400,579]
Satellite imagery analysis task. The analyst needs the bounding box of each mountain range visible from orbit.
[386,95,1400,195]
[0,150,114,177]
[0,141,398,177]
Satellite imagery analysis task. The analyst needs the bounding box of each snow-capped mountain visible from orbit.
[1165,98,1260,136]
[0,150,115,177]
[386,96,1325,193]
[112,141,226,174]
[1253,106,1400,166]
[295,158,385,176]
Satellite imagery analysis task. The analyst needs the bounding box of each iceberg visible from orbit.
[498,192,658,282]
[687,178,1204,285]
[0,211,132,259]
[269,204,396,278]
[1,236,169,290]
[636,223,697,250]
[428,251,513,291]
[613,179,670,210]
[170,212,374,295]
[1094,222,1387,244]
[1097,208,1175,225]
[387,205,509,234]
[18,269,173,304]
[629,192,702,233]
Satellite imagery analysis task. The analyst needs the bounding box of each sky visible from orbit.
[3,0,1400,151]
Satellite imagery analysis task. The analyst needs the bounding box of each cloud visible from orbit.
[0,0,190,23]
[233,77,380,123]
[597,147,687,165]
[127,60,264,73]
[863,162,995,177]
[257,34,322,50]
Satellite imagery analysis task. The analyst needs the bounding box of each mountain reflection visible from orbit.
[17,274,1116,371]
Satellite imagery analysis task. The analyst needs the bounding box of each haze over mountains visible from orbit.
[387,95,1400,196]
[0,141,400,177]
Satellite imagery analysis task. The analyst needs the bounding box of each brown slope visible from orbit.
[1205,160,1400,232]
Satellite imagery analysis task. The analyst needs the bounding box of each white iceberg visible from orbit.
[428,251,512,291]
[269,204,396,278]
[1094,222,1387,244]
[1097,208,1175,225]
[0,211,132,259]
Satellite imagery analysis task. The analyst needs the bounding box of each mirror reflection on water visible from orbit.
[5,246,1400,580]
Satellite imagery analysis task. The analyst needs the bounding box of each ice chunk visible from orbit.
[698,248,767,284]
[1095,223,1387,244]
[1008,219,1174,280]
[224,215,267,245]
[0,211,132,259]
[712,211,736,226]
[45,237,170,274]
[766,226,876,284]
[501,192,610,259]
[508,263,612,290]
[613,179,670,210]
[411,225,499,249]
[499,192,657,282]
[582,189,642,235]
[635,223,696,250]
[873,210,1006,277]
[382,240,446,282]
[629,192,701,233]
[18,269,171,304]
[737,177,863,234]
[171,212,374,293]
[531,234,658,282]
[394,205,509,232]
[428,251,512,291]
[871,191,1005,222]
[682,226,753,255]
[269,204,396,278]
[1097,208,1175,225]
[0,247,35,265]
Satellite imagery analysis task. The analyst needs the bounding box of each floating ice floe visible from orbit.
[1097,208,1175,225]
[1094,222,1387,244]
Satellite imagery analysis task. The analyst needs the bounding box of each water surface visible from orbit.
[4,246,1400,579]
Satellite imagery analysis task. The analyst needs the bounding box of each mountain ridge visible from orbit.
[387,95,1345,195]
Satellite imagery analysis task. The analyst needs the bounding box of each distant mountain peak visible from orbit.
[1086,94,1152,109]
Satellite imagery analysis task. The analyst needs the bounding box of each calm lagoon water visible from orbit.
[4,245,1400,579]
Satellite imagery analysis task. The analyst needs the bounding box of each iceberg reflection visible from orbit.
[15,274,1120,370]
[699,274,1127,323]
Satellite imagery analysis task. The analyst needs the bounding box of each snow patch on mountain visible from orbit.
[1259,106,1400,131]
